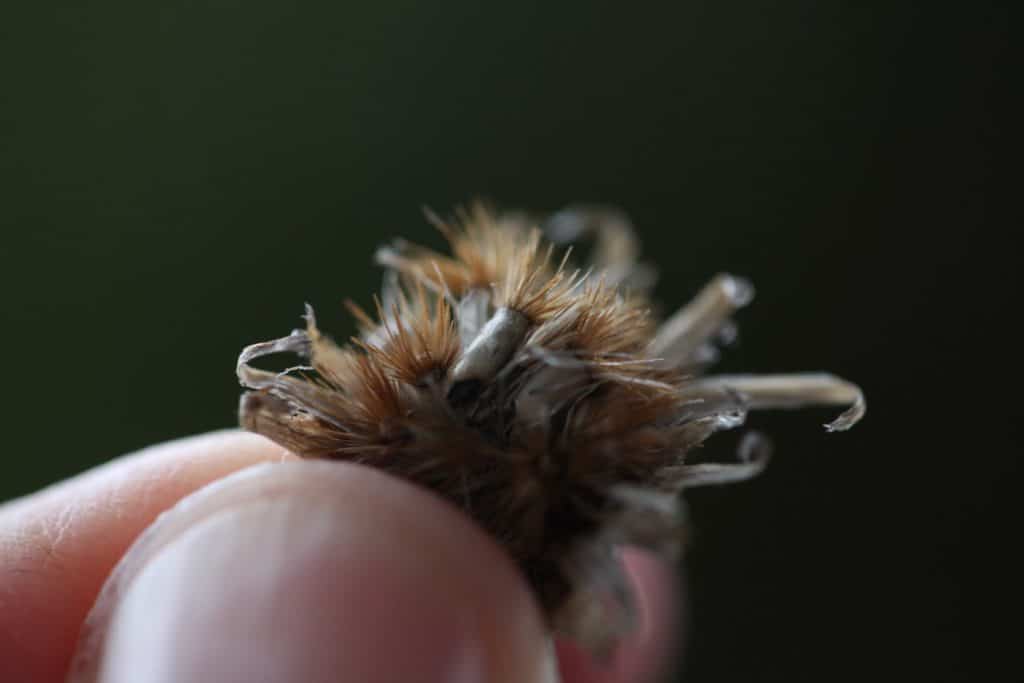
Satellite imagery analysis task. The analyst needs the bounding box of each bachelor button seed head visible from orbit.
[236,203,865,654]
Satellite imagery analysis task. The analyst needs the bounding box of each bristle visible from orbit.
[359,283,460,386]
[377,202,543,298]
[342,298,376,333]
[236,202,865,654]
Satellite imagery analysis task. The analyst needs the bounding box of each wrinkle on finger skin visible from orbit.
[0,431,290,683]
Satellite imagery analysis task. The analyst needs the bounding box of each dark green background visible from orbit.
[1,2,1012,681]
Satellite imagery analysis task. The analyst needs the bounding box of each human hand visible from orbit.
[0,431,678,682]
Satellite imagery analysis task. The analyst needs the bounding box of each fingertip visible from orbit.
[557,548,681,683]
[69,461,557,683]
[0,431,292,683]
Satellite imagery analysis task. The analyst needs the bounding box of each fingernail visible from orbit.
[68,462,559,683]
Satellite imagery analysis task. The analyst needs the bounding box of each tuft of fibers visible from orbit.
[236,203,865,654]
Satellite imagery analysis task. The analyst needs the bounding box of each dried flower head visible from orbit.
[236,203,865,653]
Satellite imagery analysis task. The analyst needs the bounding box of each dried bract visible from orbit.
[237,203,865,654]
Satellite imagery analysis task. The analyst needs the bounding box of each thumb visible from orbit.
[67,461,558,683]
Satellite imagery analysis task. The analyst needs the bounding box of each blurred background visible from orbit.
[1,1,1012,681]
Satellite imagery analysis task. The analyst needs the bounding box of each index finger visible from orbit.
[0,431,293,682]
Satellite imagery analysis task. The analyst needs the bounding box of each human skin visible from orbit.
[0,431,677,683]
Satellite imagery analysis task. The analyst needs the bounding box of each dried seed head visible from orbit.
[237,203,865,654]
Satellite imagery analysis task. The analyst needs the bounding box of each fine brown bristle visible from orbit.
[376,201,536,296]
[354,284,460,387]
[237,203,865,654]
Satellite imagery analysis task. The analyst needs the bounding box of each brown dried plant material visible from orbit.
[236,203,865,654]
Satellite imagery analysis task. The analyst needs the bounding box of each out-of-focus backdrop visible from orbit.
[1,2,1012,681]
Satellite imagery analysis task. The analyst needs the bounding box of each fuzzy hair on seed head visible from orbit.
[237,202,865,654]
